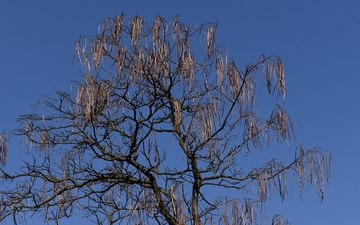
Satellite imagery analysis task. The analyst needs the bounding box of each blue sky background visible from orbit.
[0,1,359,224]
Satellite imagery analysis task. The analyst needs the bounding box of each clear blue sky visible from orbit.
[1,1,359,224]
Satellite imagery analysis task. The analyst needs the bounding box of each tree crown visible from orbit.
[0,14,331,225]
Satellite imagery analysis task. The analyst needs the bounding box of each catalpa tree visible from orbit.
[0,14,331,225]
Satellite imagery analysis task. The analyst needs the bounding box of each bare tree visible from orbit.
[0,14,331,225]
